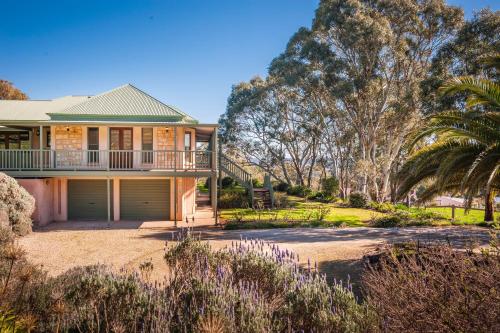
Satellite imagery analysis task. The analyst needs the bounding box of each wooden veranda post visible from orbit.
[174,126,177,227]
[39,125,43,171]
[217,136,222,225]
[211,128,218,222]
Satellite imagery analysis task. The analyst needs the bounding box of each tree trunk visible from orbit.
[484,190,495,222]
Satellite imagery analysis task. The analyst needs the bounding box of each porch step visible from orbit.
[196,191,211,207]
[253,188,272,209]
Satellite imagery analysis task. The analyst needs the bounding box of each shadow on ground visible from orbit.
[319,259,365,300]
[34,220,168,232]
[137,226,492,249]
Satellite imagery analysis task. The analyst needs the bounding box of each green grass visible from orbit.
[423,207,499,225]
[220,195,498,230]
[220,197,385,228]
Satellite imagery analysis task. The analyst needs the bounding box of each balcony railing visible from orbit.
[0,149,213,171]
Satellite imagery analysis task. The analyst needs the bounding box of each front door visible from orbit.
[109,128,133,169]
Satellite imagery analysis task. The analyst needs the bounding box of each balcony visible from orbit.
[0,149,214,173]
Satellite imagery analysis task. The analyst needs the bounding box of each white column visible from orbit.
[107,178,111,222]
[113,178,120,221]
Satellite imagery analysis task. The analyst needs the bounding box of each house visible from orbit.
[431,196,465,207]
[0,84,219,226]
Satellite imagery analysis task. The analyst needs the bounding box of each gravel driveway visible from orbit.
[20,224,492,294]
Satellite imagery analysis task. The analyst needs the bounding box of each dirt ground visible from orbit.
[20,223,492,295]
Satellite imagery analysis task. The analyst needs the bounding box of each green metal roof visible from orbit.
[0,96,91,121]
[0,84,198,124]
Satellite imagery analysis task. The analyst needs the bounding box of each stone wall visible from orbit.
[156,128,175,168]
[156,127,175,150]
[54,126,82,150]
[54,126,83,167]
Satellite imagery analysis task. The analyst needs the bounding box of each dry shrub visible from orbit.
[0,227,50,331]
[273,192,290,208]
[363,238,500,332]
[0,173,35,235]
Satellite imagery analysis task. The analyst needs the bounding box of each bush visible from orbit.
[221,176,235,188]
[273,192,290,208]
[363,241,500,332]
[0,173,35,235]
[287,185,312,197]
[394,203,409,210]
[411,208,444,220]
[370,214,405,228]
[321,195,337,203]
[321,176,339,196]
[349,192,369,208]
[369,201,396,213]
[1,229,378,332]
[0,227,52,330]
[313,206,331,221]
[252,178,263,188]
[306,191,322,200]
[370,209,444,228]
[219,190,249,209]
[273,182,290,192]
[163,232,377,332]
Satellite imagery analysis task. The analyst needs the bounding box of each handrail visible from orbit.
[219,153,253,188]
[0,149,213,171]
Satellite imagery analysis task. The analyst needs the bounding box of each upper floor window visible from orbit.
[184,132,192,151]
[87,128,99,163]
[185,132,192,162]
[87,128,99,150]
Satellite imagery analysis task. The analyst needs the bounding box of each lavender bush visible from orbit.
[0,228,377,332]
[164,230,377,332]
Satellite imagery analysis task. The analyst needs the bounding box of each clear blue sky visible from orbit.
[0,0,497,123]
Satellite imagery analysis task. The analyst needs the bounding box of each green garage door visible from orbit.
[68,180,112,220]
[120,179,170,220]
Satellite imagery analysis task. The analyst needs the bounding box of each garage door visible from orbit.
[68,180,112,220]
[120,179,170,220]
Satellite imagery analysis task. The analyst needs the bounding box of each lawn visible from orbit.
[424,207,498,224]
[220,195,497,229]
[220,198,385,228]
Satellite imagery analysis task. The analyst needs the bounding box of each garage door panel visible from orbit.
[120,179,170,220]
[68,180,112,220]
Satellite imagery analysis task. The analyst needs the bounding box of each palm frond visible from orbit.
[439,77,500,109]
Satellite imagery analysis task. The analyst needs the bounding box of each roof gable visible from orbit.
[48,84,197,123]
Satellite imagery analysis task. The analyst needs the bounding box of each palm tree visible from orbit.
[398,55,499,221]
